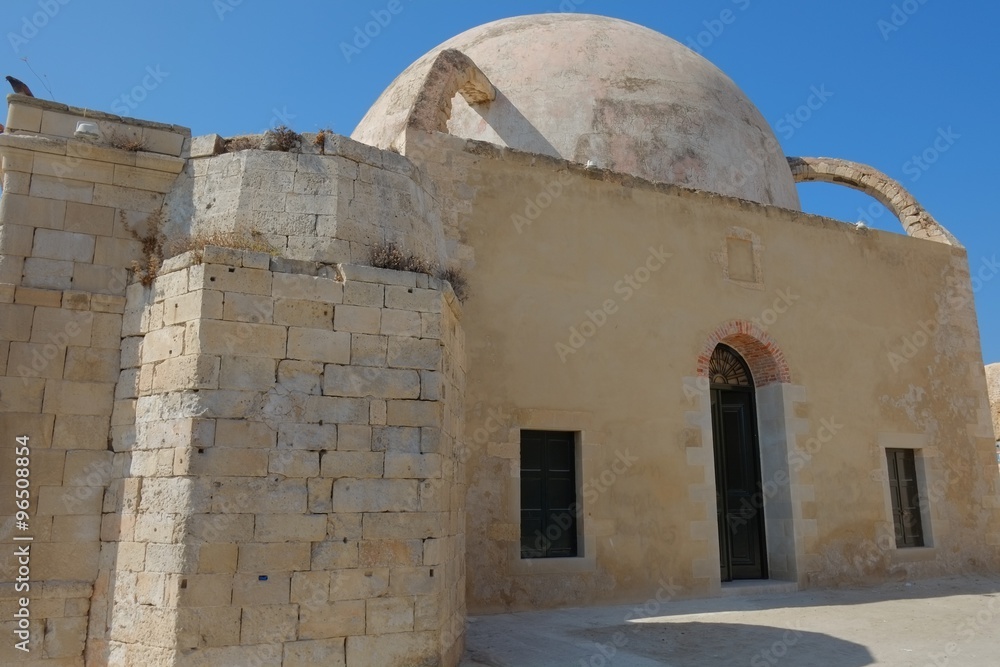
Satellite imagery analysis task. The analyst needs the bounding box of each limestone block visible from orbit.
[373,426,422,453]
[91,312,124,349]
[0,254,24,284]
[380,309,423,337]
[287,327,350,364]
[0,191,67,230]
[113,165,178,193]
[1,170,30,194]
[371,399,387,425]
[268,449,320,478]
[329,513,364,541]
[0,222,35,256]
[386,400,441,428]
[134,152,186,174]
[254,514,327,542]
[94,236,144,267]
[30,174,94,204]
[73,263,129,295]
[387,337,442,370]
[212,478,308,514]
[363,513,443,540]
[325,569,388,603]
[175,573,233,610]
[303,395,369,424]
[23,257,74,290]
[142,325,186,363]
[232,573,292,605]
[63,347,121,383]
[151,354,220,392]
[221,292,273,324]
[351,333,388,366]
[63,201,115,236]
[42,615,88,658]
[345,631,439,666]
[195,544,239,575]
[162,289,224,325]
[344,281,385,308]
[150,268,188,303]
[323,365,420,399]
[0,303,34,341]
[332,479,419,513]
[419,371,443,401]
[51,514,102,542]
[0,376,44,412]
[308,478,333,513]
[367,597,415,634]
[33,153,115,184]
[8,341,66,379]
[272,272,343,303]
[62,450,114,486]
[219,355,276,390]
[421,311,443,338]
[299,600,365,639]
[283,638,347,667]
[142,127,186,156]
[30,228,95,264]
[0,146,34,172]
[186,514,255,543]
[334,304,381,334]
[185,447,268,477]
[189,134,224,158]
[273,298,334,329]
[43,380,114,416]
[278,423,338,450]
[238,543,311,572]
[6,101,42,132]
[321,451,384,479]
[385,286,442,313]
[310,540,360,571]
[240,604,299,644]
[337,424,373,452]
[190,263,272,296]
[211,420,274,449]
[277,360,323,394]
[91,293,127,314]
[186,319,287,358]
[30,542,100,580]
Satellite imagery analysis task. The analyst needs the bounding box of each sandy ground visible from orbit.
[460,576,1000,666]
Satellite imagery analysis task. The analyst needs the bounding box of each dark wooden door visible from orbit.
[712,388,768,581]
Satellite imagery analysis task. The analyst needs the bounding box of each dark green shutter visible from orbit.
[886,449,924,548]
[520,431,578,558]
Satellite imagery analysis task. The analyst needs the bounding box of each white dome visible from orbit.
[353,13,800,209]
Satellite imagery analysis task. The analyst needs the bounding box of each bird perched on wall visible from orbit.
[6,76,33,97]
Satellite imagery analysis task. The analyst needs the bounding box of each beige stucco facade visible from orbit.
[1,13,999,667]
[987,364,1000,442]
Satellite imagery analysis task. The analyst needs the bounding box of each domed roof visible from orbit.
[352,14,800,209]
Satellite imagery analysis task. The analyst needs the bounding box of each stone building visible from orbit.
[1,13,998,667]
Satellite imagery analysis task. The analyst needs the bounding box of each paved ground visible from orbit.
[460,576,1000,666]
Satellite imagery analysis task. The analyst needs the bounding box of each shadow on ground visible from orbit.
[466,621,873,667]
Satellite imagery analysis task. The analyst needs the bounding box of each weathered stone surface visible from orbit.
[987,364,1000,441]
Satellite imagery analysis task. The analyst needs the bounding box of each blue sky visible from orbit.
[5,0,998,362]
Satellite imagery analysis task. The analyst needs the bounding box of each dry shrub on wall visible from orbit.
[107,129,147,152]
[370,242,469,301]
[126,209,275,286]
[223,135,262,152]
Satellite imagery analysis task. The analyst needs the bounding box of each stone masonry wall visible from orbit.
[95,249,465,666]
[163,134,449,270]
[0,95,188,666]
[987,363,999,442]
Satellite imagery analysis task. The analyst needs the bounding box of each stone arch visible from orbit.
[696,320,790,387]
[787,156,959,246]
[407,49,496,134]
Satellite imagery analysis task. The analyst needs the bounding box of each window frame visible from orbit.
[519,429,579,559]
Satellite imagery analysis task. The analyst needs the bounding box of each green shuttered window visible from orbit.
[886,448,925,548]
[520,430,578,559]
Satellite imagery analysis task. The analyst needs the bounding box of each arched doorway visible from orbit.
[710,344,768,581]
